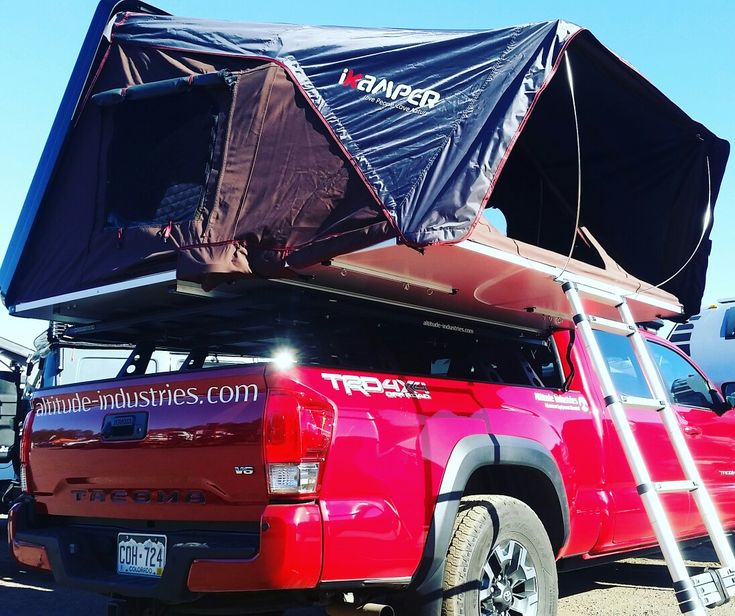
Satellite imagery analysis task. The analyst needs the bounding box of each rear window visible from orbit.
[142,322,562,388]
[55,294,563,389]
[415,326,560,388]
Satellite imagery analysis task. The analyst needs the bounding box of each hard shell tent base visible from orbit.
[9,218,683,339]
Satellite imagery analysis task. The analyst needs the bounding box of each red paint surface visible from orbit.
[7,503,51,572]
[10,539,51,572]
[187,503,322,591]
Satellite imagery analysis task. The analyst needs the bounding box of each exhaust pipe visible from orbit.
[107,600,125,616]
[327,603,395,616]
[107,598,159,616]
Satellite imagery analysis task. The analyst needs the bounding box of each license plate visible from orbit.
[117,533,167,577]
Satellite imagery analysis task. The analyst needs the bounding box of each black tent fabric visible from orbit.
[1,13,728,316]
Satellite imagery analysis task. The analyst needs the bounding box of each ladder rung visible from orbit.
[720,566,735,599]
[564,282,624,306]
[581,314,636,336]
[691,569,730,608]
[638,480,699,494]
[619,394,666,410]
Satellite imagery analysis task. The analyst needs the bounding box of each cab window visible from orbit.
[594,331,651,398]
[647,342,716,410]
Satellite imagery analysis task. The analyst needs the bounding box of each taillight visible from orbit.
[19,410,36,492]
[264,388,334,497]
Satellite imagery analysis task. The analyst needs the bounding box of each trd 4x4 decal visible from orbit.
[321,373,431,399]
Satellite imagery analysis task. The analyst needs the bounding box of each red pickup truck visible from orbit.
[9,292,735,616]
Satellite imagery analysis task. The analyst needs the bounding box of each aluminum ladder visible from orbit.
[561,280,735,615]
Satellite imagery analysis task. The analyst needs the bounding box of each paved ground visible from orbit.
[2,515,735,615]
[558,547,735,615]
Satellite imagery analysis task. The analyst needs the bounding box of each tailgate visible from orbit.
[27,366,267,521]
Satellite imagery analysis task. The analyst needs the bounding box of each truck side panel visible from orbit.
[293,366,602,581]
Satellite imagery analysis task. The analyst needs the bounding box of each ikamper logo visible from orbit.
[338,67,441,112]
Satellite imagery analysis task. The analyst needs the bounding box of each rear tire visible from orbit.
[442,495,557,616]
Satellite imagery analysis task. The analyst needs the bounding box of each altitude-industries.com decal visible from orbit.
[32,380,260,415]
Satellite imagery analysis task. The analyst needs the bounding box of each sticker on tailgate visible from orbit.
[33,380,260,415]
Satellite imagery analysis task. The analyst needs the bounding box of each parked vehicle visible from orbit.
[0,336,31,510]
[669,299,735,404]
[0,372,20,503]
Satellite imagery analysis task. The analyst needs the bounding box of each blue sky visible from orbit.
[0,0,733,348]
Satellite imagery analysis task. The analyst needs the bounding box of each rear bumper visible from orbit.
[8,497,323,602]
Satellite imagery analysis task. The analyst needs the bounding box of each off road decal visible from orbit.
[321,373,431,399]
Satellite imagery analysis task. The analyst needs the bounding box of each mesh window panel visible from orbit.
[104,90,218,227]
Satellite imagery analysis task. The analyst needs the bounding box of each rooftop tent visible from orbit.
[484,33,729,316]
[0,7,728,319]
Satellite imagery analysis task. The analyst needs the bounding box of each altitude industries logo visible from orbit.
[338,68,441,114]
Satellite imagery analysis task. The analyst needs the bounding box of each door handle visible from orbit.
[683,426,702,437]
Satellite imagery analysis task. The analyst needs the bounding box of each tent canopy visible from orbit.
[1,4,728,318]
